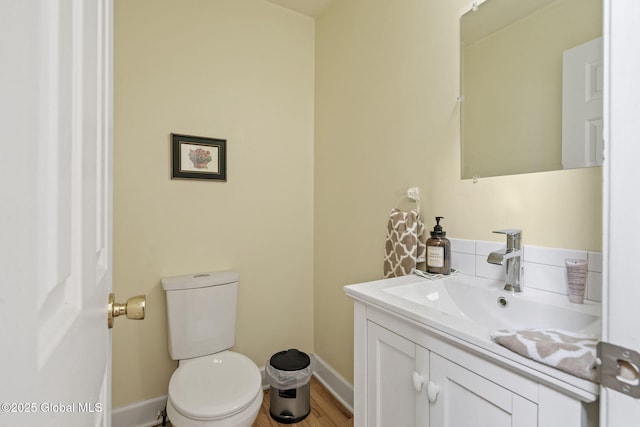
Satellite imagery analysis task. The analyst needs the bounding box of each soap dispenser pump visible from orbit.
[426,216,451,275]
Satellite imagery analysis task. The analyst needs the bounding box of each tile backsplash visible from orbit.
[449,238,602,302]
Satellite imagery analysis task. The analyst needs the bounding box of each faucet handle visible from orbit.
[492,229,522,236]
[493,229,522,250]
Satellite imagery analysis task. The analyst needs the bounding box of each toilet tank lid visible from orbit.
[162,271,239,291]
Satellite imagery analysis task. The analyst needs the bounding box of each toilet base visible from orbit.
[166,389,262,427]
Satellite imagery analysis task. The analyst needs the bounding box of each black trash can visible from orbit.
[265,349,313,424]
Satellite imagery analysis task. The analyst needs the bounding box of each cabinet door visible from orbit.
[429,353,537,427]
[367,322,429,427]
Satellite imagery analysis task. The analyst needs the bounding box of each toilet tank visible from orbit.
[162,271,239,360]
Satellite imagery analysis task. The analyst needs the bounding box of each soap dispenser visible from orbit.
[426,216,451,275]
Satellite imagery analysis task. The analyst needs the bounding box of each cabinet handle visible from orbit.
[427,381,440,403]
[412,371,425,392]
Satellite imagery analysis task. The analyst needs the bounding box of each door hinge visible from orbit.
[597,341,640,398]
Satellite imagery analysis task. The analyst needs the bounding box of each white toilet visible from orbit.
[162,271,262,427]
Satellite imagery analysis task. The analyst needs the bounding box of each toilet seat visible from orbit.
[168,351,262,421]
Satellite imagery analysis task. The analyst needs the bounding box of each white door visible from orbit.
[429,353,537,427]
[562,37,604,169]
[366,322,429,427]
[601,0,640,425]
[0,1,113,426]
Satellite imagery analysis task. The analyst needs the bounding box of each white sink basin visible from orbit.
[383,278,599,333]
[344,273,602,400]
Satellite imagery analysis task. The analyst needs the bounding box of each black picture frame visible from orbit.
[171,133,227,181]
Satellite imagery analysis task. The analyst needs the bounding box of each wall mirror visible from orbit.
[460,0,603,179]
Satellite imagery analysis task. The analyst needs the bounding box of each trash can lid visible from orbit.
[269,349,310,371]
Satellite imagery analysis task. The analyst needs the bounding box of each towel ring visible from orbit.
[394,189,421,214]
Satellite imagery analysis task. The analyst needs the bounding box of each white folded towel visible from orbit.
[491,329,598,381]
[383,208,426,278]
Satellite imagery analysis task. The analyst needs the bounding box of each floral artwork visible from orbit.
[171,133,227,181]
[188,148,212,169]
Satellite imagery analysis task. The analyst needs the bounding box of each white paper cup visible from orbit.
[565,259,588,304]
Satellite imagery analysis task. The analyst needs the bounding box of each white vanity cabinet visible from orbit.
[355,301,597,427]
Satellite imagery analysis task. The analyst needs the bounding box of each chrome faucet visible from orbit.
[487,229,523,292]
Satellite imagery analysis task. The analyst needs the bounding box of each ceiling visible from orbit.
[263,0,335,17]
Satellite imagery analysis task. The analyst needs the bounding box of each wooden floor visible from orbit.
[154,376,353,427]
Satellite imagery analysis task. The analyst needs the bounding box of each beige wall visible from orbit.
[114,0,603,408]
[314,0,602,384]
[113,0,315,407]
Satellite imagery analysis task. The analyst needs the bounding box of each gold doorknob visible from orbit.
[108,293,146,329]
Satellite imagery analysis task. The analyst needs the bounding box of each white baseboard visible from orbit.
[112,353,353,426]
[112,394,167,427]
[312,354,354,413]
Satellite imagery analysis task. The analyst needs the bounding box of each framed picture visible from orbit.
[171,133,227,181]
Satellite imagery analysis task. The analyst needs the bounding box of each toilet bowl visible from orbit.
[166,352,262,427]
[161,271,263,427]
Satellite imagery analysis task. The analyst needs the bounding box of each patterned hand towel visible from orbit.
[491,329,598,381]
[383,208,426,278]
